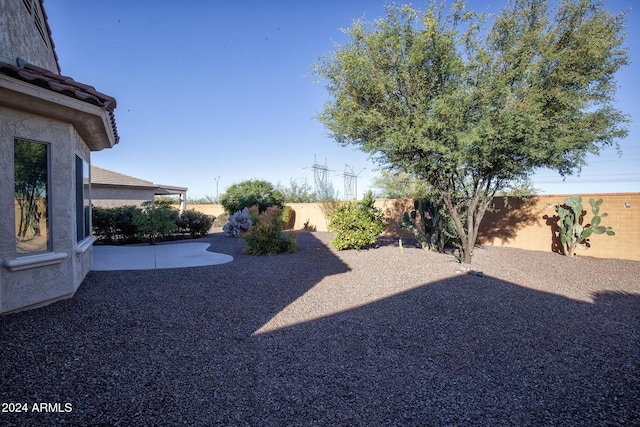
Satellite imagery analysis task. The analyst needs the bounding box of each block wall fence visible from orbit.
[191,192,640,261]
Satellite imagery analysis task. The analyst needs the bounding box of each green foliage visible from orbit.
[399,199,456,252]
[281,205,294,229]
[372,170,434,200]
[155,196,180,205]
[220,180,284,214]
[242,206,297,255]
[247,205,261,225]
[314,1,629,263]
[91,207,115,242]
[133,200,179,244]
[92,205,139,243]
[93,204,213,243]
[277,179,316,203]
[176,210,215,238]
[187,194,218,204]
[555,195,615,257]
[329,191,386,250]
[213,213,229,228]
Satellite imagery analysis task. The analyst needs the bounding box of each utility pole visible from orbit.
[304,155,334,196]
[344,165,366,200]
[214,176,220,202]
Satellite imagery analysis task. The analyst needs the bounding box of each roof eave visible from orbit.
[0,74,117,151]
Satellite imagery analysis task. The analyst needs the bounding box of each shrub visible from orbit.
[92,205,140,242]
[133,200,179,244]
[247,205,260,224]
[92,206,115,242]
[329,191,386,250]
[281,205,294,229]
[113,205,139,241]
[213,213,229,228]
[220,179,284,214]
[242,206,297,255]
[177,210,215,238]
[223,207,253,237]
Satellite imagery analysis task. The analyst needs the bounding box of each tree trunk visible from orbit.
[439,185,494,265]
[439,189,473,264]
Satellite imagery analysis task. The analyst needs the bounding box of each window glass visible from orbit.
[75,156,91,242]
[14,139,50,253]
[84,159,91,238]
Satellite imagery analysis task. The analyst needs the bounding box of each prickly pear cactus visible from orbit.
[554,195,615,256]
[399,199,429,249]
[399,199,451,252]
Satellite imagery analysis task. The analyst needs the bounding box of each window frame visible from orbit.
[75,155,92,243]
[14,138,52,255]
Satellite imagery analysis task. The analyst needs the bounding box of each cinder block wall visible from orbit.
[191,193,639,261]
[478,193,639,261]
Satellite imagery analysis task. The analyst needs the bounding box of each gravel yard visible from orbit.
[1,231,639,426]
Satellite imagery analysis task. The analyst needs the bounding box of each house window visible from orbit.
[14,139,50,254]
[75,156,91,242]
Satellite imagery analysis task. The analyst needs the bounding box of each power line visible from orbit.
[341,164,367,200]
[304,155,334,194]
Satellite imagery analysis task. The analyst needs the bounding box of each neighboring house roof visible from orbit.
[91,166,156,189]
[0,60,118,143]
[91,166,188,196]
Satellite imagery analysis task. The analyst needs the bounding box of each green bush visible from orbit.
[220,179,284,214]
[329,191,386,250]
[282,205,294,229]
[92,205,140,242]
[92,206,116,242]
[177,210,215,238]
[133,200,179,244]
[242,206,297,255]
[213,213,229,228]
[113,205,139,241]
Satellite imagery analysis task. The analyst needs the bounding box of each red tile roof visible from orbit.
[0,60,119,143]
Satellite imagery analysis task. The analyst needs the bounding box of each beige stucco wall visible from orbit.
[192,200,416,235]
[0,105,93,313]
[193,194,639,261]
[91,186,156,208]
[0,0,58,72]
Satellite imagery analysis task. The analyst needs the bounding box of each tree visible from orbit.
[220,179,285,214]
[277,179,316,203]
[372,170,434,199]
[313,0,629,263]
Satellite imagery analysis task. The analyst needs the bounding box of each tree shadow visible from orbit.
[1,233,638,426]
[478,196,544,245]
[378,198,416,239]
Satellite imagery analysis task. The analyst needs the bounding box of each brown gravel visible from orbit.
[1,231,639,426]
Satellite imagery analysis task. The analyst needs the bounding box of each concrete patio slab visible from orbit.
[92,242,233,271]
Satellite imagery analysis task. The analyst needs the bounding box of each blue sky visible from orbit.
[45,1,638,199]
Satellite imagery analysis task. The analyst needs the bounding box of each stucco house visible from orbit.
[0,0,119,313]
[91,166,188,213]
